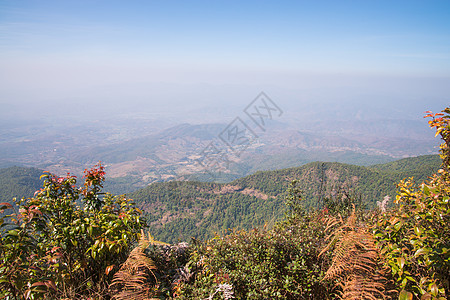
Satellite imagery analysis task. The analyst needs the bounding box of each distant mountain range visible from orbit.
[0,113,439,190]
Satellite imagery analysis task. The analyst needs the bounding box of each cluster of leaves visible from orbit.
[0,163,146,299]
[374,108,450,300]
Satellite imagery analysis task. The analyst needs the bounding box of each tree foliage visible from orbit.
[0,163,146,299]
[374,108,450,300]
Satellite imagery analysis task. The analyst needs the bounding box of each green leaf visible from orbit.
[394,222,403,231]
[415,248,427,257]
[0,277,9,283]
[414,226,422,236]
[7,229,19,236]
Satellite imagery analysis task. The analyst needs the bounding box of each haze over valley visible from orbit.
[0,91,444,191]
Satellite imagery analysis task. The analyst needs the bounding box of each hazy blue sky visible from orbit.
[1,0,449,120]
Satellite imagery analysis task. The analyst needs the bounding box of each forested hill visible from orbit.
[369,154,441,176]
[130,154,440,243]
[0,166,44,203]
[233,154,441,207]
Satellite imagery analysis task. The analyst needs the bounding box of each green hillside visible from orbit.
[0,166,44,203]
[369,154,441,177]
[130,155,440,243]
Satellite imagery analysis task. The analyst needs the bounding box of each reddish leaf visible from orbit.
[45,280,57,291]
[105,265,115,275]
[31,281,47,287]
[0,202,13,209]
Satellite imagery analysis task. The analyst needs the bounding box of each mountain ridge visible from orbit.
[128,154,440,243]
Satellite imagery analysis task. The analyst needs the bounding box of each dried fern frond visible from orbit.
[340,275,386,300]
[110,232,159,300]
[320,206,389,300]
[323,229,378,280]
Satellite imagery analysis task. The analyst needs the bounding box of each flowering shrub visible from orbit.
[0,163,146,299]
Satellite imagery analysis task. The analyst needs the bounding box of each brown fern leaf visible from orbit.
[340,275,386,300]
[321,207,389,300]
[110,232,159,300]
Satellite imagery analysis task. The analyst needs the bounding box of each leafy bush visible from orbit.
[0,164,146,299]
[374,108,450,300]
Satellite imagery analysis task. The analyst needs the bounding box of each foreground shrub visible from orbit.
[374,109,450,299]
[0,164,146,299]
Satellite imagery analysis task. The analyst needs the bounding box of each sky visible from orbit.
[0,0,449,121]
